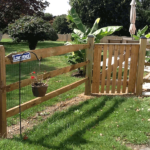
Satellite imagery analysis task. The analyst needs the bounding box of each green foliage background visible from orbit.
[53,15,73,34]
[69,0,150,36]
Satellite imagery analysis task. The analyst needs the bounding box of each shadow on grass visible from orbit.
[13,96,126,150]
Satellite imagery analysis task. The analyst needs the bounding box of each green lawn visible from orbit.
[1,96,150,150]
[1,39,150,150]
[2,39,85,126]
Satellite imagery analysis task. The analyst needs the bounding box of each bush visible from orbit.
[8,16,58,50]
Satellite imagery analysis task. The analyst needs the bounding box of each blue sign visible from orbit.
[12,52,31,62]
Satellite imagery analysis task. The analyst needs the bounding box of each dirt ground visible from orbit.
[7,93,94,138]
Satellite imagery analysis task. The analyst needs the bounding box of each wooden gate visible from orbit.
[92,42,146,95]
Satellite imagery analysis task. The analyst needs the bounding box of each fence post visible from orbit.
[85,35,94,95]
[0,45,7,138]
[136,36,147,96]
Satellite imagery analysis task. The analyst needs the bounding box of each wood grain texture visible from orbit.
[117,45,124,93]
[147,45,150,49]
[6,61,89,92]
[144,62,150,66]
[99,52,130,80]
[106,45,113,93]
[128,45,139,93]
[100,79,129,86]
[143,79,150,83]
[0,46,7,138]
[136,38,147,95]
[92,45,102,93]
[85,36,94,95]
[5,44,89,65]
[6,78,88,118]
[100,45,107,93]
[122,45,130,93]
[111,45,118,93]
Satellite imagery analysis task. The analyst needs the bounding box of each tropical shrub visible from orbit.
[133,25,150,40]
[66,8,122,73]
[8,16,58,50]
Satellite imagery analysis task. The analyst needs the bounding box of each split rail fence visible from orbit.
[0,36,149,138]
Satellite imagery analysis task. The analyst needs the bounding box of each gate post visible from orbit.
[136,36,147,95]
[85,35,94,95]
[0,45,7,138]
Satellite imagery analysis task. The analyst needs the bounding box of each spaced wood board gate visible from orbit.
[92,42,146,95]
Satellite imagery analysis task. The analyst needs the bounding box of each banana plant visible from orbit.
[133,25,150,40]
[66,8,122,74]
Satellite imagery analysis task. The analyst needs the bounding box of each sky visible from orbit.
[45,0,71,16]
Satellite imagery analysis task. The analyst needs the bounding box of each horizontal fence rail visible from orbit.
[5,61,89,92]
[6,78,88,118]
[5,44,89,65]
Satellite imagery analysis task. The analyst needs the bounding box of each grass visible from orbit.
[0,39,150,149]
[2,38,149,126]
[2,39,85,126]
[0,96,150,150]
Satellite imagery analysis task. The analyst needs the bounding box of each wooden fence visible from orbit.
[92,37,148,95]
[0,36,149,138]
[57,34,72,41]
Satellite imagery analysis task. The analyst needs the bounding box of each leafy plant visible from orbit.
[66,8,122,74]
[133,25,150,40]
[0,0,49,31]
[8,16,58,50]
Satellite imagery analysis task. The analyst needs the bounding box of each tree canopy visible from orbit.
[136,0,150,33]
[69,0,150,36]
[0,0,49,31]
[53,15,73,34]
[8,16,58,50]
[42,13,53,22]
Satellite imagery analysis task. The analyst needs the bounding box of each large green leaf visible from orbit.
[141,25,148,35]
[69,8,86,34]
[67,15,74,23]
[73,28,84,38]
[85,28,91,35]
[92,26,123,40]
[133,35,140,40]
[146,33,150,38]
[90,18,100,34]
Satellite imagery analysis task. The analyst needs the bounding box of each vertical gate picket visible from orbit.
[92,45,102,93]
[106,45,113,93]
[128,45,139,93]
[122,45,130,93]
[117,45,124,93]
[100,45,107,93]
[111,45,118,93]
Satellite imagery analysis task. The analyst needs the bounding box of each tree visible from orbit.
[0,0,49,31]
[8,16,58,50]
[69,0,150,36]
[69,0,131,36]
[42,13,53,22]
[136,0,150,33]
[53,15,73,34]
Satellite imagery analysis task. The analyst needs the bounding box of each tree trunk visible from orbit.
[28,39,38,50]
